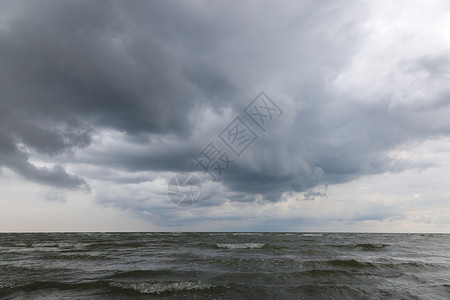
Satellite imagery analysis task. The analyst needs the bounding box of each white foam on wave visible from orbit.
[232,233,263,236]
[216,243,265,249]
[109,281,215,294]
[302,233,323,237]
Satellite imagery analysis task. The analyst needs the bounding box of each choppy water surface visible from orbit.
[0,233,449,299]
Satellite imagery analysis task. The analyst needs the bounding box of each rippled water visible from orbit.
[0,233,449,299]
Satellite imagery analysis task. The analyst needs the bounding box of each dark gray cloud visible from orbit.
[0,0,205,188]
[0,101,90,189]
[1,0,450,212]
[0,0,202,134]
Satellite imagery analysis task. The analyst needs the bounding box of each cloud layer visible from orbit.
[1,0,450,229]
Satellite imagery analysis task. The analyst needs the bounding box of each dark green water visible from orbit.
[0,233,449,299]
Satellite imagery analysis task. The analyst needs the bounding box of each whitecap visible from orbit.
[109,281,215,294]
[216,243,265,249]
[302,233,323,237]
[232,233,263,236]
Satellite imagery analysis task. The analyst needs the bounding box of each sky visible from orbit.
[1,0,450,232]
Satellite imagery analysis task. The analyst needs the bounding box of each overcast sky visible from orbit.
[1,0,450,232]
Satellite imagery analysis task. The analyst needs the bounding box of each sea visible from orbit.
[0,232,449,299]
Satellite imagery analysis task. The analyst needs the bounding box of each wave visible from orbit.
[0,280,111,294]
[215,243,265,249]
[326,259,377,269]
[355,243,389,251]
[301,259,440,272]
[84,242,148,250]
[383,261,440,270]
[28,243,60,248]
[57,253,113,260]
[11,242,33,248]
[302,233,323,237]
[281,269,387,280]
[106,269,196,280]
[303,259,379,269]
[324,243,390,251]
[0,279,216,296]
[109,281,215,294]
[232,233,263,236]
[6,241,148,250]
[108,270,167,279]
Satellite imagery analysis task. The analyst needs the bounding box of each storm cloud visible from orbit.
[1,0,450,229]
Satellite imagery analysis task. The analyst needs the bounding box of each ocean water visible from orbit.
[0,233,449,299]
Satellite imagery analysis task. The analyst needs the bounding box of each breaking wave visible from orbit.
[215,243,265,249]
[109,281,215,294]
